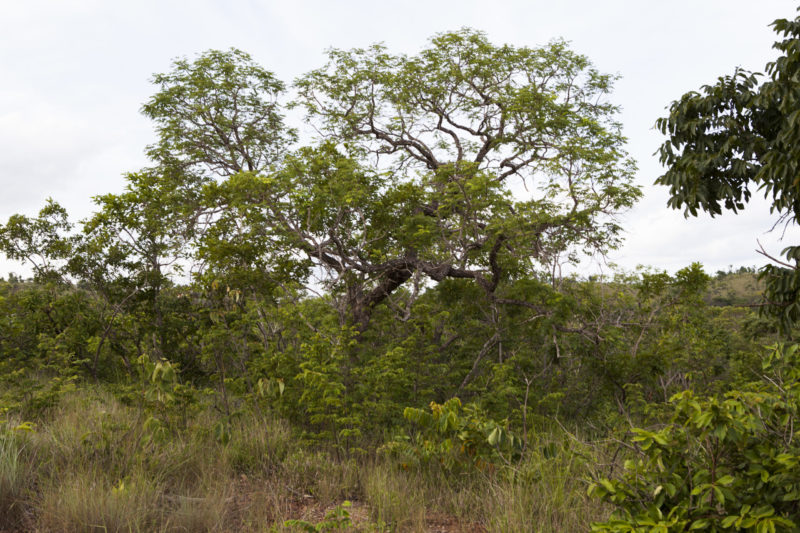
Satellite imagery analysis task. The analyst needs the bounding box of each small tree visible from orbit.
[0,199,72,283]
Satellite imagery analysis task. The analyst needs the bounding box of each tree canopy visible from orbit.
[656,13,800,329]
[123,30,639,327]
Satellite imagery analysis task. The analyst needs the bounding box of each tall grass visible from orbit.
[0,429,31,529]
[3,386,612,532]
[362,463,426,532]
[361,432,610,532]
[482,451,607,532]
[38,470,162,533]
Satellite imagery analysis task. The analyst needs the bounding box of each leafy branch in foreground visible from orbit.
[590,343,800,532]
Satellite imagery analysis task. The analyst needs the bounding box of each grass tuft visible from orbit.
[38,470,161,533]
[0,429,31,529]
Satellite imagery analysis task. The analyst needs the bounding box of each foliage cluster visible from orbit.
[382,397,521,472]
[591,343,800,532]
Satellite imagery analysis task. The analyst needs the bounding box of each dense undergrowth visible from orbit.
[0,270,780,532]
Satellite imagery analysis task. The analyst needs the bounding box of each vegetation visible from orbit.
[590,344,800,532]
[1,10,799,533]
[591,9,800,533]
[655,12,800,331]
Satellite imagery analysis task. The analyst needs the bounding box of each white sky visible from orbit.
[1,0,797,278]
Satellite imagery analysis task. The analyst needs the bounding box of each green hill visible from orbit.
[706,271,762,307]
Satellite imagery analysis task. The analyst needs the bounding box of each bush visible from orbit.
[382,398,522,473]
[590,343,800,532]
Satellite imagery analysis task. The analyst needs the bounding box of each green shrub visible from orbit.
[383,397,521,473]
[590,343,800,532]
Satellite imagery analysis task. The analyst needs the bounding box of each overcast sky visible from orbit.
[1,0,797,278]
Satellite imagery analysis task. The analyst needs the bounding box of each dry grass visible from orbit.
[37,470,161,533]
[162,479,233,532]
[482,442,608,532]
[1,386,610,532]
[0,430,32,530]
[363,463,427,531]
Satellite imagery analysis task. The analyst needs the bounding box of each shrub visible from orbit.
[383,398,521,473]
[590,343,800,532]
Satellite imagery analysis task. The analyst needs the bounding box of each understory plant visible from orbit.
[382,397,522,473]
[590,343,800,532]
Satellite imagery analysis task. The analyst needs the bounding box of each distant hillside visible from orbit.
[706,271,762,307]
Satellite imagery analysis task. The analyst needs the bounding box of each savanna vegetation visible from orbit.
[2,9,800,533]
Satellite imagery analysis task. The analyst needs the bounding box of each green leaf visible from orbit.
[717,475,734,486]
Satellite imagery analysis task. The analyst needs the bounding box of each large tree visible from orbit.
[656,12,800,330]
[3,33,640,329]
[144,32,639,326]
